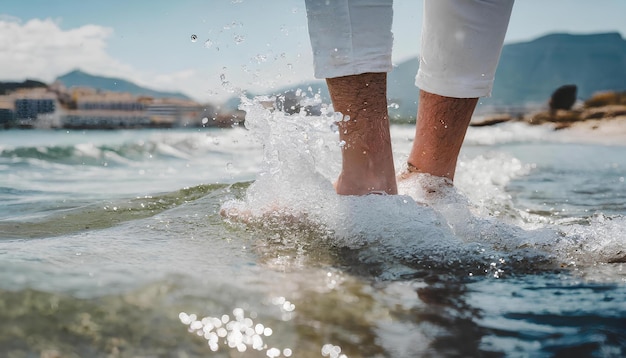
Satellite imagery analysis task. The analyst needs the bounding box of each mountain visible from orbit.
[251,32,626,120]
[55,69,191,100]
[489,32,626,106]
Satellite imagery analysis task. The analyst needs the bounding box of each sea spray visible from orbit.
[221,95,339,220]
[221,97,625,276]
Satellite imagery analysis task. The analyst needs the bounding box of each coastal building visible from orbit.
[61,110,150,129]
[15,97,55,119]
[61,90,150,128]
[145,98,206,127]
[0,82,234,129]
[76,91,145,111]
[0,88,58,127]
[60,90,209,128]
[0,96,14,127]
[0,109,14,127]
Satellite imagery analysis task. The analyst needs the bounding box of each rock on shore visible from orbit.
[472,91,626,133]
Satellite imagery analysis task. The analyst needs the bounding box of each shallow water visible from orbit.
[0,99,625,357]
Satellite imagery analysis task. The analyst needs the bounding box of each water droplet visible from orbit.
[190,34,198,42]
[202,117,209,125]
[254,54,267,63]
[233,34,244,44]
[267,347,280,358]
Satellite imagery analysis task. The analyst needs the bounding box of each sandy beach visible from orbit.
[553,115,626,145]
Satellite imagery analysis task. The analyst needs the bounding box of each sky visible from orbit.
[2,0,626,105]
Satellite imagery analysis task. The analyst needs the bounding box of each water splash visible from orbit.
[221,97,626,277]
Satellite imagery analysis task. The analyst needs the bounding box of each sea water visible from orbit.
[0,97,624,357]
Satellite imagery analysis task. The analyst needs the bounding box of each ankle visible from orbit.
[336,168,397,195]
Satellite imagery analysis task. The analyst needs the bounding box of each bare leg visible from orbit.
[327,72,397,195]
[406,90,478,181]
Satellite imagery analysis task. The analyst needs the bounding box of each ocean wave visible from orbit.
[0,183,227,239]
[0,128,257,166]
[0,142,150,166]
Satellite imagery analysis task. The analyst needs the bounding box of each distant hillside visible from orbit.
[252,32,626,120]
[0,79,47,95]
[489,32,626,106]
[55,70,190,100]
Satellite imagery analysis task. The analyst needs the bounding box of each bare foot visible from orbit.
[397,163,453,202]
[334,162,398,195]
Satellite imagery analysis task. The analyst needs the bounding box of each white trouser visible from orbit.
[305,0,514,98]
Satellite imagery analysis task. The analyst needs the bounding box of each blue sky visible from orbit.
[2,0,625,104]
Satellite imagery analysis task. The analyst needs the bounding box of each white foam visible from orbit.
[221,97,626,275]
[556,214,626,266]
[464,121,553,146]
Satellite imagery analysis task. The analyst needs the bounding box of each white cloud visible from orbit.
[0,17,135,82]
[0,17,217,102]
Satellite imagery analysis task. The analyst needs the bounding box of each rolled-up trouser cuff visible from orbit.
[415,0,514,98]
[305,0,393,79]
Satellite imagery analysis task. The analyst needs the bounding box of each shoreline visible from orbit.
[471,99,626,146]
[551,114,626,145]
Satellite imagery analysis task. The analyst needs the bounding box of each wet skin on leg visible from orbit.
[406,90,478,181]
[326,72,398,195]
